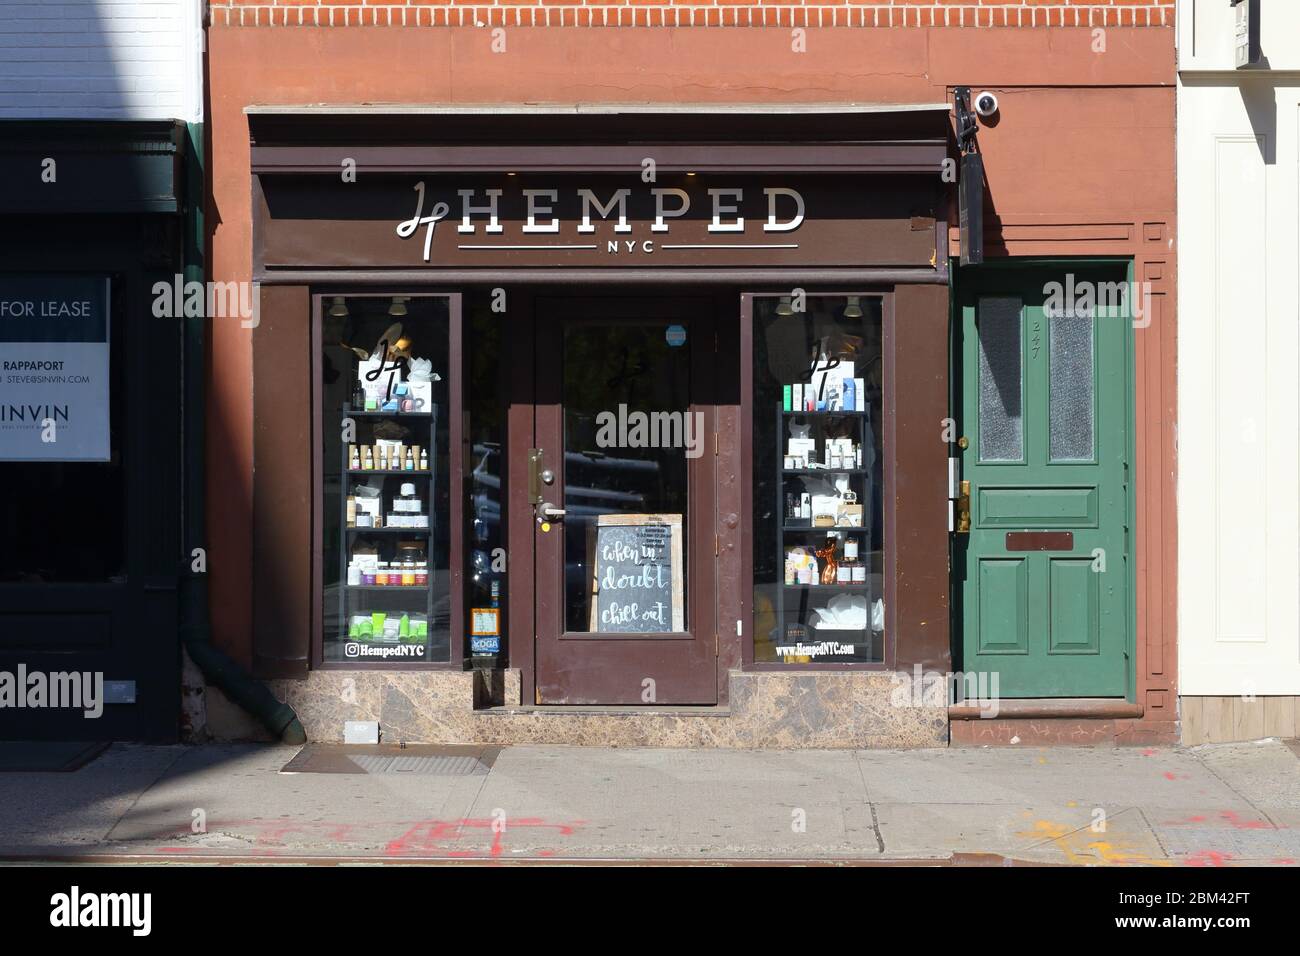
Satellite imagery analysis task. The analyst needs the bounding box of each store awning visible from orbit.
[247,104,952,175]
[0,120,184,215]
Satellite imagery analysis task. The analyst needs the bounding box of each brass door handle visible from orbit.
[956,480,971,534]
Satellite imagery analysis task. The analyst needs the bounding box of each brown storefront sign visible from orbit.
[256,174,941,271]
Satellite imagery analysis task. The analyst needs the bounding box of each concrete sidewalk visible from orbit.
[1,740,1298,864]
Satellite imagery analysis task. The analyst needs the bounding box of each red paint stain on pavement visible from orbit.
[140,816,585,858]
[1162,772,1179,781]
[383,817,583,859]
[1183,850,1233,867]
[1141,749,1157,757]
[1162,810,1279,829]
[1217,810,1276,830]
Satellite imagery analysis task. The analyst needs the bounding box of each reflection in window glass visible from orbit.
[321,295,451,664]
[0,275,125,582]
[977,296,1023,462]
[563,321,690,633]
[465,297,507,661]
[752,296,885,664]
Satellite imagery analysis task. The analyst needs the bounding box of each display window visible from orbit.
[464,295,509,662]
[750,294,886,665]
[0,274,124,583]
[317,293,457,665]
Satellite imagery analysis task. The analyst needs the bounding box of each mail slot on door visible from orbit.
[1005,531,1074,552]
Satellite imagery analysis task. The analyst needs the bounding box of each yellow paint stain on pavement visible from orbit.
[1019,819,1173,867]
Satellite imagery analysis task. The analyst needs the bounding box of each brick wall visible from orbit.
[210,1,1174,29]
[0,0,202,120]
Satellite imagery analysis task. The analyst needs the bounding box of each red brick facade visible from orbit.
[209,1,1173,29]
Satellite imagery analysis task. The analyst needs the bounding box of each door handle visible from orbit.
[956,480,971,534]
[535,501,566,522]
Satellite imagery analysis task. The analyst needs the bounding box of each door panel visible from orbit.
[957,266,1130,698]
[1047,558,1100,655]
[533,297,716,705]
[976,558,1028,655]
[978,486,1097,526]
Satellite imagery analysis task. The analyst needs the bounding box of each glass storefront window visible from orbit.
[0,275,125,582]
[562,320,691,634]
[320,294,452,664]
[752,295,885,664]
[465,297,507,661]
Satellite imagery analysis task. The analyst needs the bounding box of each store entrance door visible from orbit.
[532,296,717,705]
[954,264,1132,698]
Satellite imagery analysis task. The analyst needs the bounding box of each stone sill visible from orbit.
[475,705,732,718]
[949,698,1143,721]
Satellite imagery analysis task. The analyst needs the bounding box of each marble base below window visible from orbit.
[229,669,949,749]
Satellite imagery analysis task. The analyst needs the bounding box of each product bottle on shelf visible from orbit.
[850,537,868,582]
[838,537,855,584]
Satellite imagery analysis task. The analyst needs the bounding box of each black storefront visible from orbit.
[0,121,193,743]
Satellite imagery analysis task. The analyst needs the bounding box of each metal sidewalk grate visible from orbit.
[348,754,489,776]
[281,744,500,776]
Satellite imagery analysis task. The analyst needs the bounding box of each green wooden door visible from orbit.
[955,265,1131,698]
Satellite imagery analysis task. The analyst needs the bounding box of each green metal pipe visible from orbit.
[179,120,305,745]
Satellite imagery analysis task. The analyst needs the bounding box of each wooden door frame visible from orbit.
[950,256,1138,702]
[528,293,719,706]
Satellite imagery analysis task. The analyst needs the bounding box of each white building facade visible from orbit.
[1177,0,1300,742]
[0,0,201,121]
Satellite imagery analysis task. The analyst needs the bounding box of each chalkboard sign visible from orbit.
[587,514,685,633]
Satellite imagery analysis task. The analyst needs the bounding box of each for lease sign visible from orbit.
[0,276,110,461]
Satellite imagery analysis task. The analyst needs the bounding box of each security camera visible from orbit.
[974,92,999,118]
